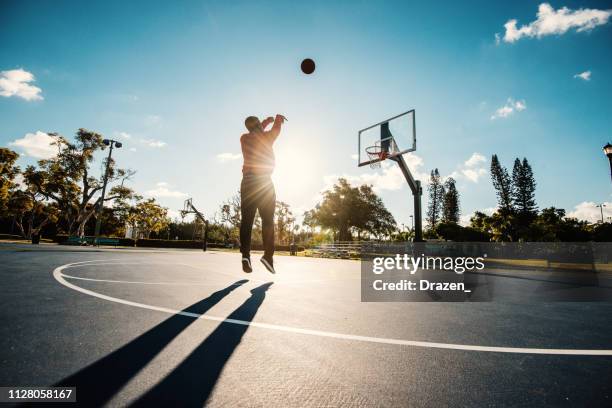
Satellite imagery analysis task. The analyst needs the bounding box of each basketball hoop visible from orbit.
[366,141,395,169]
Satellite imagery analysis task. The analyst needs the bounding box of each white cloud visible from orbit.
[567,201,612,223]
[323,153,427,193]
[167,209,181,220]
[448,153,488,183]
[140,138,166,148]
[145,182,187,198]
[0,69,43,101]
[460,207,498,226]
[503,3,612,43]
[460,168,488,183]
[115,131,132,139]
[114,132,163,148]
[491,98,526,120]
[216,152,241,163]
[574,70,591,81]
[9,131,57,159]
[494,33,501,45]
[464,152,486,168]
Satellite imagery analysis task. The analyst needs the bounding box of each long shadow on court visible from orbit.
[131,282,274,407]
[52,279,249,407]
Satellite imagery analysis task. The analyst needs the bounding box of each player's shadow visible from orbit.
[52,279,249,407]
[130,282,273,407]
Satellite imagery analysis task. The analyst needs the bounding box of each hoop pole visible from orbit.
[391,154,423,242]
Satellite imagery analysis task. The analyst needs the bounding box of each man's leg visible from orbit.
[240,177,257,263]
[258,178,276,263]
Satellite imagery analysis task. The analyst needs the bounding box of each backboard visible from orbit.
[358,109,416,167]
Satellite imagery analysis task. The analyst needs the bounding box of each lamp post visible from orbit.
[596,203,606,224]
[604,143,612,183]
[94,139,122,244]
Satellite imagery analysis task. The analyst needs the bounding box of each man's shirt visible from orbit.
[241,119,281,175]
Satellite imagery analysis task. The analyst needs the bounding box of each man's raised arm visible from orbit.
[266,114,286,141]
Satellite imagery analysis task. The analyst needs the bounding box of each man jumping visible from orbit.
[240,114,286,273]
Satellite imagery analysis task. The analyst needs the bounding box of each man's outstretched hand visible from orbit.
[275,114,287,123]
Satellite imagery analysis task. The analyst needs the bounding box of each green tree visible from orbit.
[442,177,460,224]
[6,166,59,239]
[127,198,170,239]
[490,154,513,213]
[0,148,20,211]
[275,201,295,244]
[308,178,396,241]
[469,211,492,234]
[426,168,444,228]
[220,191,241,229]
[512,157,537,218]
[34,130,136,236]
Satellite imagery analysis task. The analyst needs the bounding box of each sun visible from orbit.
[272,140,321,207]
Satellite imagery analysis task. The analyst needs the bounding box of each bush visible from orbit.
[54,235,69,244]
[434,222,491,242]
[136,239,205,249]
[118,238,136,247]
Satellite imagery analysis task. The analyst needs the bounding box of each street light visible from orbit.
[94,139,122,244]
[603,142,612,183]
[595,203,606,224]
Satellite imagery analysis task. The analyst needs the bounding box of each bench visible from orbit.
[95,237,120,247]
[64,236,89,246]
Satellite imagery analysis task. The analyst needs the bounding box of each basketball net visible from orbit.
[365,144,389,169]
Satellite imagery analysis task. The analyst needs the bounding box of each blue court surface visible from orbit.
[1,243,611,407]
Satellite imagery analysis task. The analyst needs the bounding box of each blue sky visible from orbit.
[1,0,612,226]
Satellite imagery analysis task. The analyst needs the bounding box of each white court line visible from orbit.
[52,260,612,356]
[60,273,239,286]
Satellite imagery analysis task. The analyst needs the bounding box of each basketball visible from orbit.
[301,58,315,74]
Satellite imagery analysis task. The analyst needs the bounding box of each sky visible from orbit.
[1,0,612,227]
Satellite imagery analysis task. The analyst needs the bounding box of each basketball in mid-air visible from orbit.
[301,58,315,74]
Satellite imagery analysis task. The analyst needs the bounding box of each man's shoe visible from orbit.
[260,256,276,274]
[242,258,253,273]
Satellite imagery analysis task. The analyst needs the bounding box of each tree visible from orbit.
[442,177,460,224]
[6,166,59,239]
[34,130,136,236]
[220,191,241,229]
[470,211,492,234]
[307,178,396,241]
[358,184,396,239]
[126,198,170,239]
[275,201,295,244]
[426,169,444,228]
[490,155,513,213]
[0,148,20,211]
[512,157,537,218]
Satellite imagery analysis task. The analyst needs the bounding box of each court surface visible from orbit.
[1,243,612,407]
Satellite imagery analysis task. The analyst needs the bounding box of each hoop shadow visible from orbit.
[53,279,249,407]
[131,282,274,407]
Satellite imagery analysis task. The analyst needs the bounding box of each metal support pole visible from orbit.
[413,180,423,242]
[391,155,423,242]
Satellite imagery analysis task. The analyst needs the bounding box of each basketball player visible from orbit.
[240,114,286,273]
